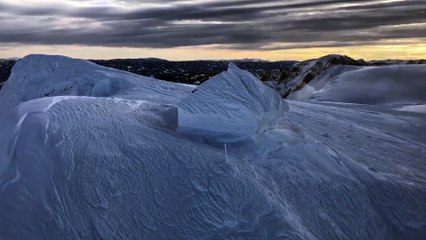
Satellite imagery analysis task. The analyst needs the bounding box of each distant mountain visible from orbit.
[270,54,367,97]
[1,55,425,95]
[369,59,426,65]
[288,64,426,105]
[0,58,294,89]
[91,59,296,84]
[270,54,426,99]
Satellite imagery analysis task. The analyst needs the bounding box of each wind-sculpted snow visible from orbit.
[0,55,425,239]
[178,63,288,143]
[0,54,193,112]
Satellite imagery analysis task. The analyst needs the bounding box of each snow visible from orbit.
[0,55,425,239]
[274,55,364,98]
[289,64,426,105]
[395,104,426,114]
[0,54,193,112]
[178,63,288,143]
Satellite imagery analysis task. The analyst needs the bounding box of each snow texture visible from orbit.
[0,55,425,240]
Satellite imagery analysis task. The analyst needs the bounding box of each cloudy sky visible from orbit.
[0,0,425,60]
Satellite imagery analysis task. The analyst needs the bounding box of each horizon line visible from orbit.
[2,53,426,63]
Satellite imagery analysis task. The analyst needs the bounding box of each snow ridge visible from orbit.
[289,64,426,104]
[178,63,288,143]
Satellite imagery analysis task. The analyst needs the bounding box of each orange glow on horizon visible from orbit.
[1,41,425,61]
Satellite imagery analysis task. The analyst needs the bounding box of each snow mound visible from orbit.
[290,64,426,105]
[178,63,288,142]
[0,54,193,111]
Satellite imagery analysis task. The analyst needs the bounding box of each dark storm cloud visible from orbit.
[0,0,425,49]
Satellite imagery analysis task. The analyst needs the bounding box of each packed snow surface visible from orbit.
[0,55,425,239]
[289,64,426,105]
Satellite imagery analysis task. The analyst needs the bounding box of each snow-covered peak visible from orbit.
[275,54,367,97]
[178,63,288,143]
[292,64,426,104]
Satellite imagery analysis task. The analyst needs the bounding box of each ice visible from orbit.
[0,55,425,239]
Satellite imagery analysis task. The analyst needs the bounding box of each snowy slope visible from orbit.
[0,55,425,239]
[289,64,426,105]
[271,55,366,98]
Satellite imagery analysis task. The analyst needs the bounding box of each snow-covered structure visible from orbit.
[0,55,425,239]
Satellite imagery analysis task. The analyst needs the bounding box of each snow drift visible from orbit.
[0,55,425,240]
[0,54,192,112]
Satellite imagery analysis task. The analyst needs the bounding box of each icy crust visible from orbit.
[178,63,289,142]
[0,54,193,111]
